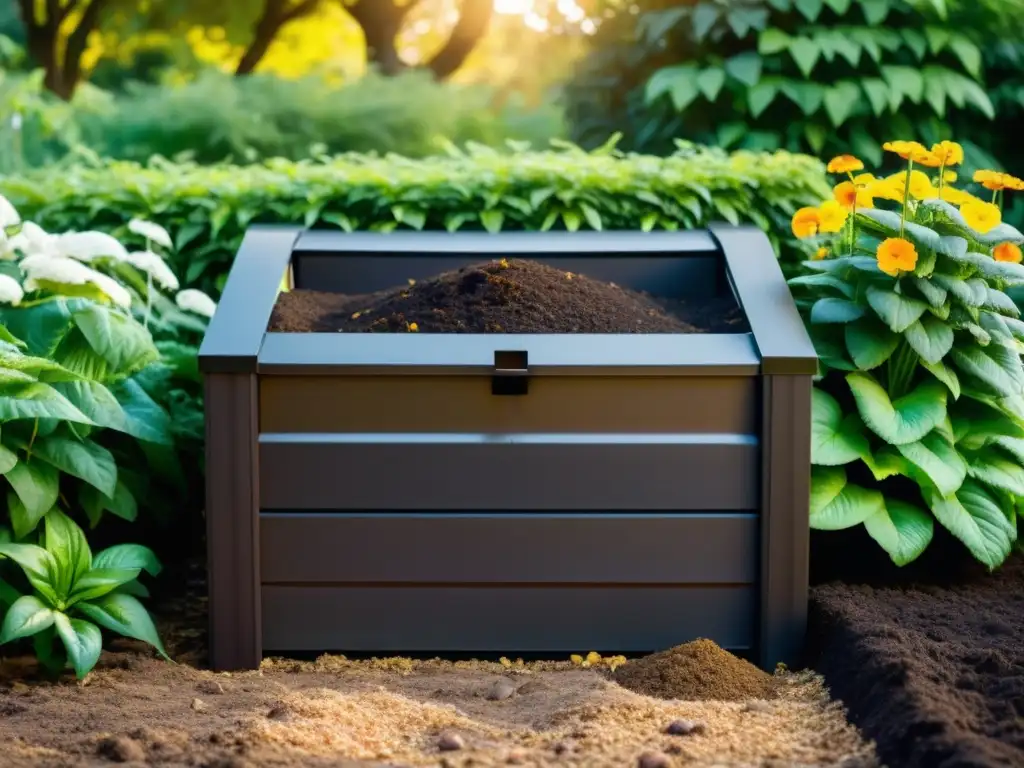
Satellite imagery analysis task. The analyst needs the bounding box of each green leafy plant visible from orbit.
[788,139,1024,567]
[0,142,831,297]
[0,510,167,679]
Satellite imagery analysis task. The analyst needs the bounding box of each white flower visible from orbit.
[0,194,20,230]
[0,274,23,305]
[21,253,132,308]
[57,231,129,262]
[124,250,179,291]
[10,222,60,258]
[128,219,172,250]
[175,288,216,318]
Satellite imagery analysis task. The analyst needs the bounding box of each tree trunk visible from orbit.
[236,0,323,76]
[424,0,492,80]
[17,0,107,101]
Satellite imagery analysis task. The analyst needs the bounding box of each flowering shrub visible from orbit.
[0,196,215,677]
[788,141,1024,568]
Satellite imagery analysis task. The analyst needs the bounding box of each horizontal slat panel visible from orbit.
[261,585,755,652]
[260,512,758,584]
[259,374,758,434]
[259,434,758,510]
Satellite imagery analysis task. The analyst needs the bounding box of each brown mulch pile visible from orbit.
[809,553,1024,768]
[269,258,748,334]
[612,639,777,702]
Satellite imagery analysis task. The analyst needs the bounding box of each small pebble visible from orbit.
[507,748,527,764]
[486,678,517,701]
[638,751,672,768]
[743,701,772,713]
[666,718,705,736]
[197,680,225,695]
[438,731,465,751]
[553,741,570,755]
[190,697,208,712]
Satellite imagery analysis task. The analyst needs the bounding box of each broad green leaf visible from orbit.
[994,436,1024,465]
[950,346,1024,398]
[844,317,900,369]
[780,80,824,115]
[758,28,790,55]
[0,542,60,605]
[788,273,853,298]
[44,510,93,601]
[861,0,890,24]
[811,298,864,324]
[794,0,823,20]
[724,52,762,86]
[70,305,158,380]
[0,595,54,644]
[863,500,934,566]
[747,81,778,117]
[77,593,168,660]
[909,277,947,308]
[692,3,720,39]
[904,314,954,365]
[984,289,1019,317]
[847,372,947,445]
[882,66,925,104]
[812,389,869,465]
[68,567,141,606]
[810,465,846,514]
[645,65,700,112]
[696,67,727,101]
[79,480,138,526]
[0,382,93,425]
[921,359,960,399]
[480,210,503,233]
[895,432,967,496]
[810,479,885,530]
[928,481,1016,567]
[32,434,116,497]
[948,35,981,78]
[92,544,161,577]
[965,449,1024,496]
[52,613,102,680]
[5,461,59,537]
[823,82,861,126]
[866,286,928,333]
[789,38,821,77]
[0,443,16,474]
[860,445,913,481]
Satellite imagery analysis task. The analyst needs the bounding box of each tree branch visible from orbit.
[60,0,108,98]
[236,0,322,76]
[425,0,493,80]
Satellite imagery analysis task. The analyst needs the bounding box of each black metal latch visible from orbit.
[492,350,529,396]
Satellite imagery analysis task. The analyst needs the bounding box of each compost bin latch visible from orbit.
[492,350,529,396]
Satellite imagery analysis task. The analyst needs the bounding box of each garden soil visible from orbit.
[0,565,876,768]
[809,553,1024,768]
[269,258,748,334]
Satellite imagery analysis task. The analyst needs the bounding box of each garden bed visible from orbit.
[0,562,878,768]
[809,553,1024,768]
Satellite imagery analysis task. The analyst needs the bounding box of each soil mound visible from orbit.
[269,258,748,334]
[612,639,775,701]
[810,554,1024,768]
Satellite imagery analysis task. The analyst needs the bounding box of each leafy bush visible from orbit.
[0,201,215,677]
[64,70,565,165]
[566,0,1024,171]
[0,143,832,297]
[787,140,1024,567]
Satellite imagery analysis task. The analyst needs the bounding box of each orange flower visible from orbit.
[827,155,864,174]
[818,200,849,233]
[910,149,943,167]
[993,243,1023,263]
[876,238,918,277]
[883,140,928,160]
[961,199,1002,234]
[931,141,964,166]
[975,170,1010,191]
[834,181,859,210]
[792,207,821,238]
[814,247,829,261]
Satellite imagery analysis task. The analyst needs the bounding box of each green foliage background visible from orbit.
[0,144,831,297]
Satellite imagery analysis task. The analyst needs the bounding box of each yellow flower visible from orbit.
[849,174,876,208]
[827,155,864,174]
[961,199,1002,234]
[834,181,859,210]
[818,200,849,233]
[886,170,937,200]
[974,170,1011,191]
[910,150,943,168]
[1004,174,1024,191]
[931,141,964,166]
[876,238,918,276]
[942,170,957,183]
[870,178,905,202]
[883,140,928,160]
[814,247,829,261]
[408,322,419,332]
[792,207,821,238]
[939,186,976,206]
[993,243,1023,263]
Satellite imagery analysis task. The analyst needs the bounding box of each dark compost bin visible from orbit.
[197,225,817,672]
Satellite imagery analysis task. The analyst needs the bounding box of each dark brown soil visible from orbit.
[269,259,748,334]
[0,562,875,767]
[809,553,1024,768]
[612,639,777,702]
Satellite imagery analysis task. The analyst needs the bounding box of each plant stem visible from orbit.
[143,236,153,329]
[900,159,914,238]
[25,418,38,461]
[886,341,917,401]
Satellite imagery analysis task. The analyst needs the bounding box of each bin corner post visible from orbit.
[205,372,262,671]
[759,373,812,671]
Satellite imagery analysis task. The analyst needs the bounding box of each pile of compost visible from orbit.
[269,258,747,334]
